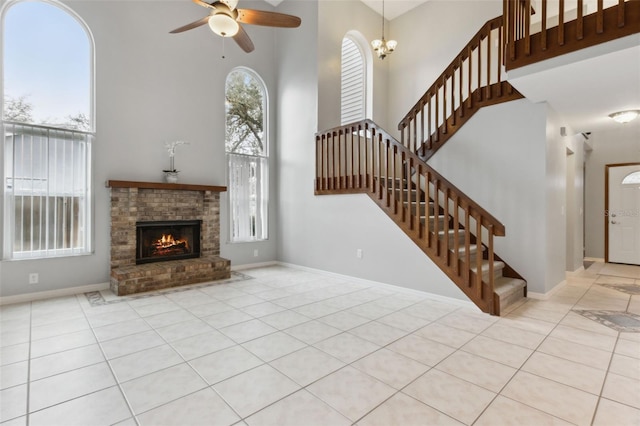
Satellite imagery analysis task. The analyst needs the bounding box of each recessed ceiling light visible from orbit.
[608,110,640,124]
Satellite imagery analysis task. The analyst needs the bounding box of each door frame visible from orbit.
[604,162,640,263]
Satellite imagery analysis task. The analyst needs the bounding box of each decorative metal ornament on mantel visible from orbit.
[163,140,189,183]
[371,0,397,60]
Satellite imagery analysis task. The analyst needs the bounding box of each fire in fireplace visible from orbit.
[136,220,201,264]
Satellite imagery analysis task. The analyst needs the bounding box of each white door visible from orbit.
[608,164,640,265]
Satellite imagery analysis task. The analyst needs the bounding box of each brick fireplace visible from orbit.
[107,180,230,295]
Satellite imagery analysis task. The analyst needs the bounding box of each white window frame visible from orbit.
[341,31,373,125]
[225,67,269,243]
[1,0,95,260]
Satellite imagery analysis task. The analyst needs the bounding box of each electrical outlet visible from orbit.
[253,249,259,257]
[356,249,363,259]
[28,273,39,284]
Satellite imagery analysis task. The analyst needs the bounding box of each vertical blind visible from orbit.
[3,122,92,259]
[227,153,268,242]
[341,37,366,125]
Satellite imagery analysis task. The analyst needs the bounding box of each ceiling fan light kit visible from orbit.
[209,13,239,37]
[170,0,301,53]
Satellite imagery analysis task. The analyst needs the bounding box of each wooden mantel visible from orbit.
[106,180,227,192]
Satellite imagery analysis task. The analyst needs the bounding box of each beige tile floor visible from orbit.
[1,261,639,426]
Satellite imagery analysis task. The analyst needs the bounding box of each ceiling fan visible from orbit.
[170,0,301,53]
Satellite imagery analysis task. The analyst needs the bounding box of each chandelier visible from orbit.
[371,0,397,60]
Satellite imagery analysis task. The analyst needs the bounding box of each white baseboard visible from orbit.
[0,282,110,306]
[566,266,585,276]
[231,261,279,271]
[276,261,478,311]
[527,279,567,300]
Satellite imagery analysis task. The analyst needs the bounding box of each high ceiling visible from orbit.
[264,0,639,134]
[265,0,430,20]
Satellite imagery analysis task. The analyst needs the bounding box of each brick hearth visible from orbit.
[107,180,230,295]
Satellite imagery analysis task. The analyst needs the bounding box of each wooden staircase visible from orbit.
[314,0,638,315]
[315,120,526,315]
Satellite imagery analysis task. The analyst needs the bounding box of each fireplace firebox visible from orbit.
[136,220,201,264]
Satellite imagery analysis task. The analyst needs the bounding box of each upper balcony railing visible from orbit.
[504,0,640,69]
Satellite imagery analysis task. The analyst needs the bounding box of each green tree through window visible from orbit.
[225,68,268,242]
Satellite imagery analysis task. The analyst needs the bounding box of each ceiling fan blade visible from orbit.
[233,25,254,53]
[236,9,301,28]
[192,0,217,10]
[169,16,211,34]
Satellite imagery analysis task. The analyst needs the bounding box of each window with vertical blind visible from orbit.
[341,36,366,125]
[2,0,94,260]
[225,68,268,242]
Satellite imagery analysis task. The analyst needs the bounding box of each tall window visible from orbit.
[2,0,94,259]
[225,68,268,242]
[341,36,366,125]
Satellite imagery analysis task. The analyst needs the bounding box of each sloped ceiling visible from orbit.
[264,0,430,20]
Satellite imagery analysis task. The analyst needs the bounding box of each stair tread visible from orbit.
[470,260,505,273]
[494,276,526,295]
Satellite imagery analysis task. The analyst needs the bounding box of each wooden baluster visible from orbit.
[541,0,547,50]
[443,187,450,262]
[559,0,565,46]
[378,135,384,200]
[369,128,375,193]
[400,152,405,222]
[475,213,483,299]
[392,145,397,214]
[338,130,343,189]
[413,111,418,153]
[507,0,516,61]
[425,170,431,247]
[618,0,625,28]
[459,59,464,117]
[488,224,495,299]
[427,95,433,149]
[577,0,584,40]
[327,132,336,190]
[487,31,492,99]
[349,126,354,189]
[435,84,440,142]
[453,195,460,276]
[385,140,391,206]
[442,77,448,135]
[433,179,440,256]
[363,126,369,190]
[477,40,483,102]
[416,164,422,238]
[465,207,471,286]
[467,46,473,109]
[597,0,604,33]
[524,0,531,55]
[497,26,504,96]
[408,158,414,229]
[450,73,456,127]
[420,103,425,155]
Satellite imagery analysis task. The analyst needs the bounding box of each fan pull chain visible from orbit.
[222,37,226,59]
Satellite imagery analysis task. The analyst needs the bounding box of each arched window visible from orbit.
[341,32,371,125]
[622,171,640,185]
[225,68,268,242]
[2,0,94,259]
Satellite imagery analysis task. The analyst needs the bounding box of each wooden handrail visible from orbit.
[397,16,510,160]
[316,119,506,314]
[504,0,640,70]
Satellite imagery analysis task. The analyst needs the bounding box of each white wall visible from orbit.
[316,0,390,131]
[585,120,640,258]
[428,100,547,293]
[276,0,467,300]
[545,107,569,290]
[387,0,502,137]
[0,0,280,297]
[566,133,586,272]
